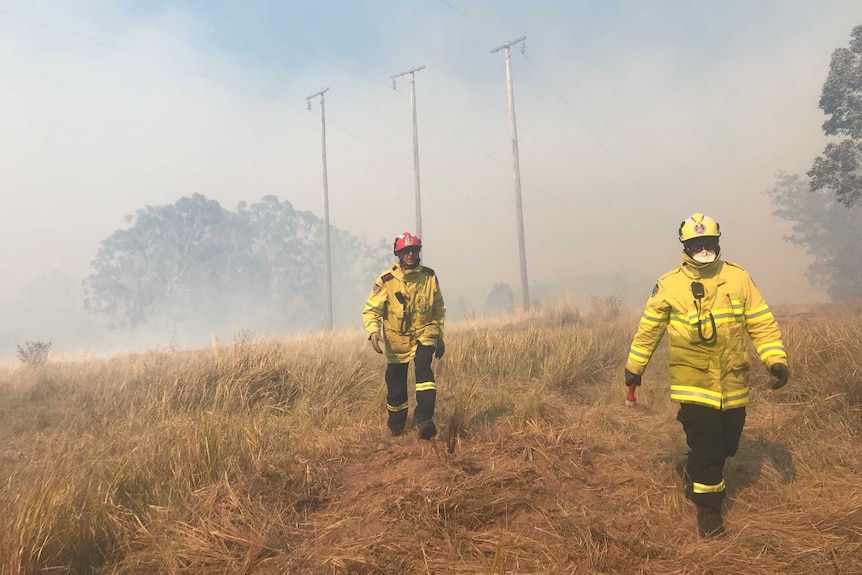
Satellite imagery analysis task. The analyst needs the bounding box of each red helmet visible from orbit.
[393,232,422,255]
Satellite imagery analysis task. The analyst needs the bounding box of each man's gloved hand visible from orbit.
[369,332,384,354]
[769,363,790,390]
[624,368,642,387]
[434,339,445,359]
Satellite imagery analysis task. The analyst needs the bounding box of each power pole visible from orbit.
[391,65,426,239]
[491,36,530,311]
[306,87,333,330]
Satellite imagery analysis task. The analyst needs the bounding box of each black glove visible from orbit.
[434,339,445,359]
[769,363,789,390]
[624,368,642,387]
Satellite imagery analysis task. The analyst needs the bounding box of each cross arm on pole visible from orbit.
[491,36,526,54]
[391,65,426,80]
[391,65,425,90]
[305,87,329,109]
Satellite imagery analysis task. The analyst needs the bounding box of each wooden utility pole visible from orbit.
[492,36,530,310]
[391,65,426,239]
[306,87,333,330]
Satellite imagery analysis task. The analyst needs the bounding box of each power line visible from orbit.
[187,1,502,165]
[0,7,302,109]
[2,3,548,211]
[389,77,500,164]
[436,0,505,42]
[234,0,625,183]
[521,53,623,164]
[184,0,394,92]
[186,3,523,180]
[1,3,501,248]
[432,0,627,170]
[0,6,423,179]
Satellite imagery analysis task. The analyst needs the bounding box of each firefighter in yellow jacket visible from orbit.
[363,232,446,440]
[624,213,790,538]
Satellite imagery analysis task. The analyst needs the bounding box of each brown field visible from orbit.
[1,299,860,575]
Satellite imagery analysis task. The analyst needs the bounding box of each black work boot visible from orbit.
[388,410,408,436]
[417,420,437,440]
[696,506,725,538]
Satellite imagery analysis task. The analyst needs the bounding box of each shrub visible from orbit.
[16,341,52,367]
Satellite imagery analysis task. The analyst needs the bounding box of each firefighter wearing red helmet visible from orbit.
[624,213,790,538]
[363,232,446,440]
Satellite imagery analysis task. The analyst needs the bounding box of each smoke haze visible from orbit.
[2,0,859,361]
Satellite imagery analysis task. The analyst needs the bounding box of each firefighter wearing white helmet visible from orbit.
[624,213,789,538]
[362,232,446,440]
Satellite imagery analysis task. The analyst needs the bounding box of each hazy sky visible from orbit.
[3,0,861,315]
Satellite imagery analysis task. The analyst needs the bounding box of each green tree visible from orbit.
[84,193,389,331]
[83,194,239,329]
[808,25,862,207]
[238,195,327,327]
[238,195,388,329]
[767,173,862,299]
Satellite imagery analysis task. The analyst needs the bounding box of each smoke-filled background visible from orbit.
[2,0,860,362]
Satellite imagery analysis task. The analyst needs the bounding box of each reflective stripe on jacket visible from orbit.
[362,263,445,363]
[625,254,787,410]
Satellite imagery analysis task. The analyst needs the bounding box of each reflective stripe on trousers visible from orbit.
[385,343,437,431]
[676,403,746,512]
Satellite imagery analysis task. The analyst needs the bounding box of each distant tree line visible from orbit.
[83,193,389,331]
[768,25,862,299]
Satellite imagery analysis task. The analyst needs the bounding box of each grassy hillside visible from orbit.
[0,300,860,574]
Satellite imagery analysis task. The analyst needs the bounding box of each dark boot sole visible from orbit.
[417,421,437,440]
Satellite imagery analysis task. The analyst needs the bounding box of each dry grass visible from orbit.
[0,299,860,574]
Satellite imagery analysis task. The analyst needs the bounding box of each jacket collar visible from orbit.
[680,251,723,279]
[390,262,423,279]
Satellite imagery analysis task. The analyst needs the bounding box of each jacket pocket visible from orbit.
[384,307,412,353]
[725,349,750,377]
[669,345,710,371]
[385,330,413,354]
[668,346,711,387]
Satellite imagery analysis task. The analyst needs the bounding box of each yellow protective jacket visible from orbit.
[625,254,787,410]
[363,263,445,363]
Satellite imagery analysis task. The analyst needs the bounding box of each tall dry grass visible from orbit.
[0,298,859,574]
